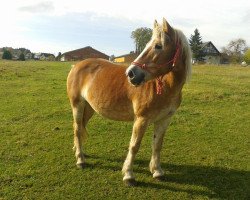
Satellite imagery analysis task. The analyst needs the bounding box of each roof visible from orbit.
[41,53,55,57]
[201,41,220,55]
[62,46,109,57]
[34,53,55,57]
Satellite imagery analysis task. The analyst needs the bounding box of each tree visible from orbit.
[243,48,250,64]
[2,50,12,60]
[131,27,152,53]
[48,55,55,61]
[189,29,204,62]
[56,52,62,61]
[18,48,31,55]
[109,55,115,62]
[19,53,25,61]
[222,38,248,63]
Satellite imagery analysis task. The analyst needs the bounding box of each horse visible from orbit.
[67,18,192,186]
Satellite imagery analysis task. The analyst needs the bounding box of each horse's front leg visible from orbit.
[149,117,171,179]
[122,117,148,186]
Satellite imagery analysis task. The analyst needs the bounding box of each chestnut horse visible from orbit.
[67,18,191,186]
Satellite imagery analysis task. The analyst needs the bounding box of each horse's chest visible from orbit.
[133,91,181,122]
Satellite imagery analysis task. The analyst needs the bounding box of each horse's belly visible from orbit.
[90,102,134,121]
[98,108,134,121]
[85,92,134,121]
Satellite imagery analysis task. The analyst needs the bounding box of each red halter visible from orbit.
[131,41,181,94]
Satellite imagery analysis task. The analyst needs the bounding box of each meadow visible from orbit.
[0,60,249,199]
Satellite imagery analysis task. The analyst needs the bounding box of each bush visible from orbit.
[19,53,25,61]
[2,50,12,60]
[243,49,250,64]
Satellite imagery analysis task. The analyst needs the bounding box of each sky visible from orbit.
[0,0,249,56]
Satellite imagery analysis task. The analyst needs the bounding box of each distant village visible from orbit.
[0,47,57,61]
[0,41,224,65]
[0,41,247,65]
[0,46,110,62]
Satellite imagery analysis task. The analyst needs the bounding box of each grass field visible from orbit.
[0,60,249,199]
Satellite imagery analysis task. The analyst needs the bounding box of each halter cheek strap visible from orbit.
[131,41,181,95]
[156,76,164,95]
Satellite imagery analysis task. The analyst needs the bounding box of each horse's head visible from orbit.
[126,18,180,86]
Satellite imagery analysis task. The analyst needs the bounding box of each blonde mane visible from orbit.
[154,25,192,83]
[175,29,192,82]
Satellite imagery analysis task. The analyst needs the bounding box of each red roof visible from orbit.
[62,46,109,61]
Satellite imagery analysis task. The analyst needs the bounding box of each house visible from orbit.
[60,46,109,61]
[34,53,42,60]
[200,41,221,64]
[34,53,55,61]
[25,52,33,60]
[40,53,55,61]
[114,52,138,63]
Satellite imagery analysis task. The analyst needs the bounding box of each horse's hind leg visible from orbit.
[72,99,94,168]
[71,100,85,168]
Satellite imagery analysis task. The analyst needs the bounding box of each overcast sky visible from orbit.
[0,0,249,56]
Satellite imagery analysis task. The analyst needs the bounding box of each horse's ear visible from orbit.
[154,20,159,29]
[162,18,173,34]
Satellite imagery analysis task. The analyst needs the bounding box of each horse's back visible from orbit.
[67,58,123,99]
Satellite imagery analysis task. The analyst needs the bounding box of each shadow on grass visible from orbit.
[83,154,249,199]
[140,163,249,199]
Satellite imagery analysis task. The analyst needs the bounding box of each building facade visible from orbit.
[114,52,139,63]
[200,41,221,64]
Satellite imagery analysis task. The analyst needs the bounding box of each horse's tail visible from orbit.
[81,101,94,142]
[80,119,88,143]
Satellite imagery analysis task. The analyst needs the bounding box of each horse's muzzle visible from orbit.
[126,66,145,86]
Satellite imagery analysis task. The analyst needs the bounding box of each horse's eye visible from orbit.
[155,44,162,50]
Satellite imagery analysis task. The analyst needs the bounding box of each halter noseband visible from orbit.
[131,40,181,95]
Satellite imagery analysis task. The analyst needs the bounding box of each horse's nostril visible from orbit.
[128,70,135,79]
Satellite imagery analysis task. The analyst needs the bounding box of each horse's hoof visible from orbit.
[76,163,85,169]
[154,175,165,182]
[123,179,137,187]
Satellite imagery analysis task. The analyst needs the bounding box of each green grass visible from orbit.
[0,60,249,199]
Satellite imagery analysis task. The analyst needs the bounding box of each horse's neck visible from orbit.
[163,68,186,91]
